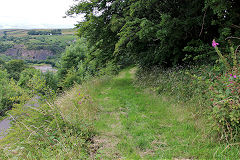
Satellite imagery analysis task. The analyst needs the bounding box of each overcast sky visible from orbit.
[0,0,82,29]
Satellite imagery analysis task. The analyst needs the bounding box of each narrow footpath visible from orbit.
[88,68,217,159]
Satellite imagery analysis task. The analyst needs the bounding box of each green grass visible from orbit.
[86,68,240,159]
[1,67,239,159]
[0,84,96,159]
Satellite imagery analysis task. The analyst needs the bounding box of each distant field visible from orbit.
[0,28,78,62]
[0,29,77,37]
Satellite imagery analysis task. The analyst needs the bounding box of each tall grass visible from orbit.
[0,84,96,159]
[135,65,212,108]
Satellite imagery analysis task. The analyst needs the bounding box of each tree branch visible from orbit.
[199,9,207,37]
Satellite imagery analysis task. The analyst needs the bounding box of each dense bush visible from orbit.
[58,38,87,79]
[67,0,239,68]
[209,40,240,141]
[0,82,95,159]
[3,59,27,81]
[57,38,120,89]
[0,70,22,115]
[44,71,58,92]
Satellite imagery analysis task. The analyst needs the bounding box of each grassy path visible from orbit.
[87,68,238,159]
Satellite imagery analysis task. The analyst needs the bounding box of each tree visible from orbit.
[4,60,27,81]
[0,58,5,68]
[67,0,240,67]
[0,69,21,115]
[58,38,87,79]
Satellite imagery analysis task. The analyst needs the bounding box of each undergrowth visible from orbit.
[135,65,240,158]
[0,83,97,159]
[135,65,212,108]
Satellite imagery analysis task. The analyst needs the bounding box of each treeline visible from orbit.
[27,29,62,35]
[66,0,239,68]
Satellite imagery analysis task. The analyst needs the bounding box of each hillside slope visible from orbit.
[0,68,239,159]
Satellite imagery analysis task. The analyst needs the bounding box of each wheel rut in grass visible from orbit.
[89,68,221,159]
[90,68,172,159]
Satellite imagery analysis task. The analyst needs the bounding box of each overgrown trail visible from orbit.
[88,68,224,159]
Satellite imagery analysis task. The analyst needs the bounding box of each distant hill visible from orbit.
[0,29,77,61]
[0,29,76,37]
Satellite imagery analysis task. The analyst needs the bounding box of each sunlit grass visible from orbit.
[1,67,239,159]
[87,67,240,159]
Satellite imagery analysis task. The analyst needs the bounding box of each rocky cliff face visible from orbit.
[3,44,54,60]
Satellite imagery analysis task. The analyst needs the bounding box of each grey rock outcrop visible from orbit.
[3,44,54,60]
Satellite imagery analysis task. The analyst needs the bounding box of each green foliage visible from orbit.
[57,37,119,89]
[18,67,58,97]
[58,38,119,89]
[25,37,68,54]
[135,39,240,142]
[44,71,58,92]
[210,72,240,141]
[68,0,239,67]
[0,70,22,115]
[0,42,13,53]
[4,59,27,81]
[60,67,80,89]
[136,65,211,106]
[0,58,5,68]
[17,68,43,90]
[58,38,87,79]
[183,39,214,63]
[209,41,240,141]
[0,83,95,159]
[0,54,12,62]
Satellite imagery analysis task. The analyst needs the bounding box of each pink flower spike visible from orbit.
[212,39,219,48]
[230,74,233,76]
[233,75,237,78]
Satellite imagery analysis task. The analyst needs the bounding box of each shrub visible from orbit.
[0,82,95,159]
[209,40,240,141]
[44,71,58,91]
[3,59,27,81]
[0,70,23,115]
[60,67,80,89]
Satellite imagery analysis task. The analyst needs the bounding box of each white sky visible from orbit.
[0,0,82,29]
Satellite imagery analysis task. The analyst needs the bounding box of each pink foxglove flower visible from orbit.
[212,39,219,48]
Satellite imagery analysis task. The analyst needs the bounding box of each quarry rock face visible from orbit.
[3,44,54,60]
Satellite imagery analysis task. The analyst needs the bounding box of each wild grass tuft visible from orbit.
[0,83,97,159]
[135,65,212,108]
